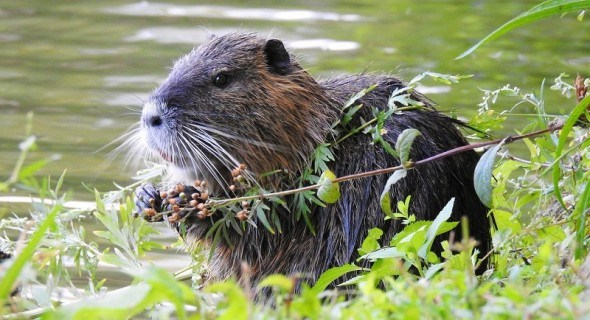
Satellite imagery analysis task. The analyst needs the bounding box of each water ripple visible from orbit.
[105,2,362,22]
[125,27,360,51]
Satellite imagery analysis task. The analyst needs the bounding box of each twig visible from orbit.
[209,124,564,207]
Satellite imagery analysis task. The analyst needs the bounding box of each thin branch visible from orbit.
[209,124,564,207]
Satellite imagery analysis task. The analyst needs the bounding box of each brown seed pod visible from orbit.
[200,192,209,201]
[241,201,250,208]
[196,203,205,210]
[173,204,180,212]
[231,169,240,177]
[191,193,200,200]
[236,210,248,221]
[229,185,236,192]
[167,189,178,198]
[168,213,180,223]
[200,181,208,188]
[201,208,210,216]
[143,208,156,217]
[160,191,168,199]
[194,179,201,188]
[175,183,185,193]
[239,163,246,170]
[189,200,198,207]
[196,211,206,220]
[168,198,177,205]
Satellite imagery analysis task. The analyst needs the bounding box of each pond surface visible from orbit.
[1,1,588,198]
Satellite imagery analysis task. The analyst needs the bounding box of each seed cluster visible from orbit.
[230,164,251,221]
[141,164,250,223]
[143,180,210,223]
[229,163,247,193]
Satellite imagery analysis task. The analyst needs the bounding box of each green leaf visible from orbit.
[54,170,67,197]
[361,247,405,261]
[45,265,197,320]
[358,228,384,256]
[552,95,590,210]
[409,72,472,86]
[18,159,50,180]
[424,262,446,279]
[388,86,418,109]
[206,281,249,320]
[312,143,335,174]
[94,189,106,216]
[97,251,138,271]
[317,170,340,204]
[474,142,504,207]
[343,84,376,110]
[379,169,408,217]
[291,285,322,319]
[255,202,275,234]
[457,0,590,59]
[418,198,455,259]
[206,219,225,261]
[257,274,294,293]
[0,204,62,300]
[395,129,421,165]
[139,267,195,319]
[267,209,282,234]
[396,226,427,254]
[45,283,154,320]
[340,103,363,127]
[573,180,590,259]
[310,263,363,295]
[535,225,566,242]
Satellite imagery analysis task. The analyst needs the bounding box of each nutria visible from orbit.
[131,32,491,293]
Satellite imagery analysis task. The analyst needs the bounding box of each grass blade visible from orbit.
[0,204,62,300]
[457,0,590,59]
[552,95,590,210]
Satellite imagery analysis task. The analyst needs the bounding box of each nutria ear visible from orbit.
[263,39,291,75]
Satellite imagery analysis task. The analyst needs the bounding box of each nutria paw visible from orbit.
[135,183,163,221]
[135,183,204,222]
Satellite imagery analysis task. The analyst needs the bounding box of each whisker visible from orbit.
[182,125,258,189]
[178,133,230,192]
[185,135,227,180]
[188,123,289,152]
[104,124,142,155]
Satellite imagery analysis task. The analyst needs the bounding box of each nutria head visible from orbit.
[137,33,337,193]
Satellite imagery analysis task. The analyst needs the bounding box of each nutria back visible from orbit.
[132,32,490,294]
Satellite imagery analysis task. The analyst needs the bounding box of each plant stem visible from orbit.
[209,124,564,207]
[5,112,34,186]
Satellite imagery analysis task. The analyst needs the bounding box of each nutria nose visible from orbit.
[148,115,163,127]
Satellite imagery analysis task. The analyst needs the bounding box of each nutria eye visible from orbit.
[213,73,231,88]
